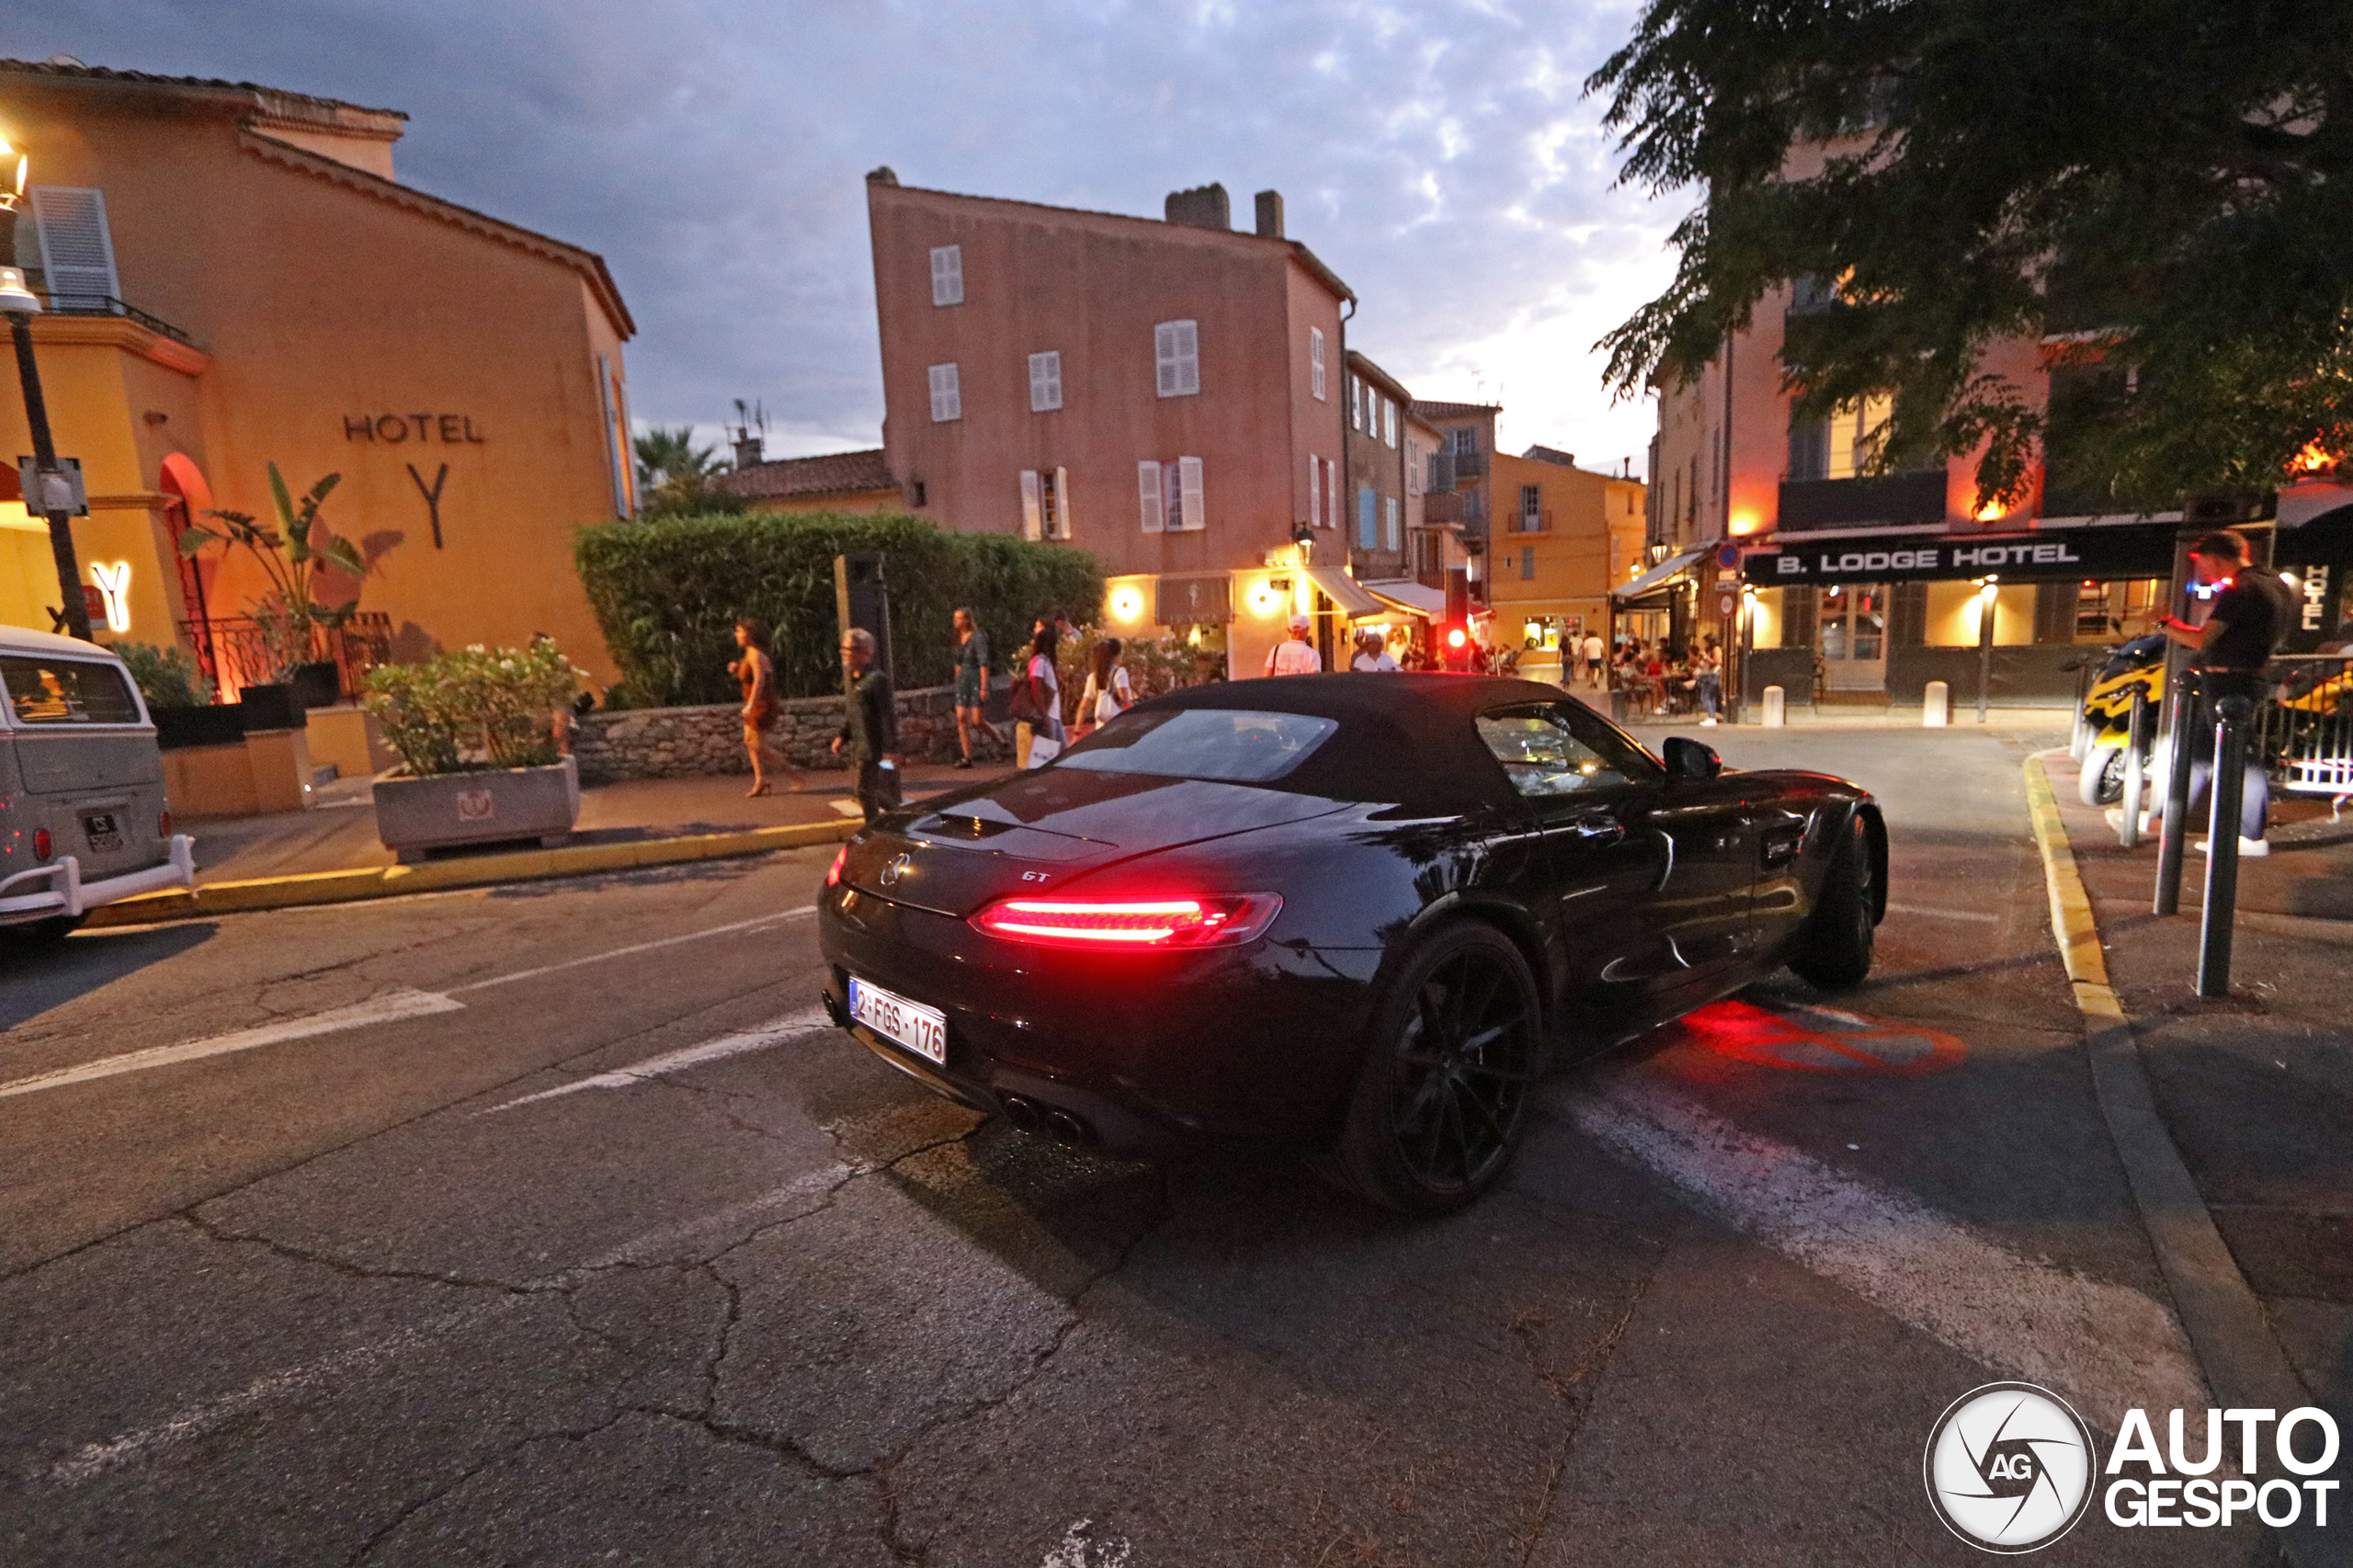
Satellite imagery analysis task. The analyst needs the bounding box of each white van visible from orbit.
[0,625,196,938]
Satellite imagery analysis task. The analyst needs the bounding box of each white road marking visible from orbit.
[43,1165,850,1486]
[1883,903,2002,924]
[0,988,465,1101]
[1557,1076,2209,1432]
[481,1007,832,1112]
[1041,1518,1132,1568]
[450,905,815,994]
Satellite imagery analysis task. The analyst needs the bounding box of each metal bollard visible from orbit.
[1923,679,1949,727]
[2119,686,2148,848]
[1762,685,1786,727]
[2154,671,2199,916]
[2197,695,2254,997]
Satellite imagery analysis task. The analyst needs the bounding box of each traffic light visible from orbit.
[1438,621,1471,670]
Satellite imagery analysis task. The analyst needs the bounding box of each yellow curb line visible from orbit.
[2020,754,2129,1022]
[2024,752,2325,1497]
[82,818,857,928]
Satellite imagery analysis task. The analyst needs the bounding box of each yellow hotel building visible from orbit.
[0,60,636,688]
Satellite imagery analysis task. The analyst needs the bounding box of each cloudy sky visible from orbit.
[12,1,1676,473]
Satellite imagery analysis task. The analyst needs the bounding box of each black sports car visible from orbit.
[819,674,1884,1213]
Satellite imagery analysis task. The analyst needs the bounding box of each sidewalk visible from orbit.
[2041,748,2353,1427]
[85,759,1018,926]
[185,759,1014,883]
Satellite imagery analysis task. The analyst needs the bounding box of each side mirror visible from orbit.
[1664,736,1722,782]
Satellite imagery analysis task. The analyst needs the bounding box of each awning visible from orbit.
[1303,566,1392,621]
[1358,578,1445,619]
[1611,546,1711,602]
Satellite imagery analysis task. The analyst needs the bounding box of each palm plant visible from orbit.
[178,462,369,681]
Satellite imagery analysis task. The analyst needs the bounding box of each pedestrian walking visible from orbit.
[2151,529,2293,856]
[830,627,901,819]
[728,618,803,797]
[1010,626,1064,767]
[951,607,991,768]
[1583,631,1606,688]
[1075,638,1134,736]
[1266,613,1322,676]
[1694,636,1722,726]
[1350,631,1398,672]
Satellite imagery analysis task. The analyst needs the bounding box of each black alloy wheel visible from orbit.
[1788,812,1875,990]
[1332,921,1543,1215]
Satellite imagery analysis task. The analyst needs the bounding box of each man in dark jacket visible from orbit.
[831,628,901,819]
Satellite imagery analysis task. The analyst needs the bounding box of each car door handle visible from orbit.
[1547,817,1623,843]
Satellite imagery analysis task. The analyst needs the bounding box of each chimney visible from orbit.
[1164,183,1231,231]
[733,433,764,471]
[865,165,898,186]
[1254,189,1284,239]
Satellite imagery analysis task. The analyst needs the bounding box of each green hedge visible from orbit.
[574,510,1104,706]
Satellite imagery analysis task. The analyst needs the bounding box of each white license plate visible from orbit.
[848,976,948,1065]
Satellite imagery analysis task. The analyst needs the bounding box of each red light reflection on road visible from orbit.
[1668,998,1966,1075]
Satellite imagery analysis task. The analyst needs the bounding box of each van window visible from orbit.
[1,655,142,725]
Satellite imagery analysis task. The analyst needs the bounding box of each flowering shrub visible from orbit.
[363,637,588,777]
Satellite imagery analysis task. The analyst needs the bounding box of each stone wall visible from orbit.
[573,685,964,782]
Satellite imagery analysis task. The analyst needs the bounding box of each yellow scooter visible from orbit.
[2075,634,2166,806]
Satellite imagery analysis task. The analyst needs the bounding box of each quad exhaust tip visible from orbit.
[1000,1095,1097,1149]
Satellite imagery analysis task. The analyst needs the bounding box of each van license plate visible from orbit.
[847,976,948,1065]
[80,812,122,853]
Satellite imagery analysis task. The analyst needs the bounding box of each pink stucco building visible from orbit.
[867,171,1421,676]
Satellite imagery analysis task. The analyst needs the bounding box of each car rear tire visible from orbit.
[2079,744,2128,806]
[1329,921,1543,1216]
[1788,813,1876,990]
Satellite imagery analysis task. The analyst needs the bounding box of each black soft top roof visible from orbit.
[1111,673,1592,812]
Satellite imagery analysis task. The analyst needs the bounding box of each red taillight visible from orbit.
[825,845,849,887]
[34,828,51,859]
[970,894,1282,949]
[158,810,172,840]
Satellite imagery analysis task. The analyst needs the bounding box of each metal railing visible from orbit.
[2256,653,2353,801]
[176,612,395,704]
[37,291,199,347]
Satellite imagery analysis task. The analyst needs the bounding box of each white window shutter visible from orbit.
[1029,350,1063,412]
[928,363,961,422]
[1052,467,1071,539]
[930,244,963,306]
[1386,496,1400,551]
[1307,454,1321,531]
[1311,328,1326,400]
[1137,460,1164,533]
[1157,320,1199,397]
[1328,460,1341,529]
[1177,457,1205,531]
[30,187,119,310]
[1020,471,1043,540]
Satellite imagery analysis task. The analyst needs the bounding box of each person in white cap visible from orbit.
[1265,612,1322,676]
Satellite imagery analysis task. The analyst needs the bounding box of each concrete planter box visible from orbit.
[374,756,580,862]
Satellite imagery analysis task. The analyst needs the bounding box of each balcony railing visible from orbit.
[1422,490,1466,524]
[36,290,199,347]
[1508,508,1552,534]
[177,613,394,704]
[1776,471,1948,531]
[1449,449,1487,480]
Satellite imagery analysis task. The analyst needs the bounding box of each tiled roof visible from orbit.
[715,448,895,501]
[1522,445,1577,468]
[1411,400,1502,419]
[0,57,406,121]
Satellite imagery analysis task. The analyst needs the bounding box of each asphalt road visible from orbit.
[0,723,2300,1565]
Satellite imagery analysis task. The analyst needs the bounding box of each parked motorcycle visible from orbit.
[2076,633,2166,806]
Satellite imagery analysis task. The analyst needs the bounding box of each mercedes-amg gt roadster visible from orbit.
[819,674,1884,1212]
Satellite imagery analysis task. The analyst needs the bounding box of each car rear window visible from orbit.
[1,654,142,725]
[1057,707,1339,784]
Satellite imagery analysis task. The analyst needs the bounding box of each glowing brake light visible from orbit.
[34,828,51,859]
[825,845,849,886]
[970,893,1283,949]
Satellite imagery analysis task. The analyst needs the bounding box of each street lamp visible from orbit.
[0,135,93,642]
